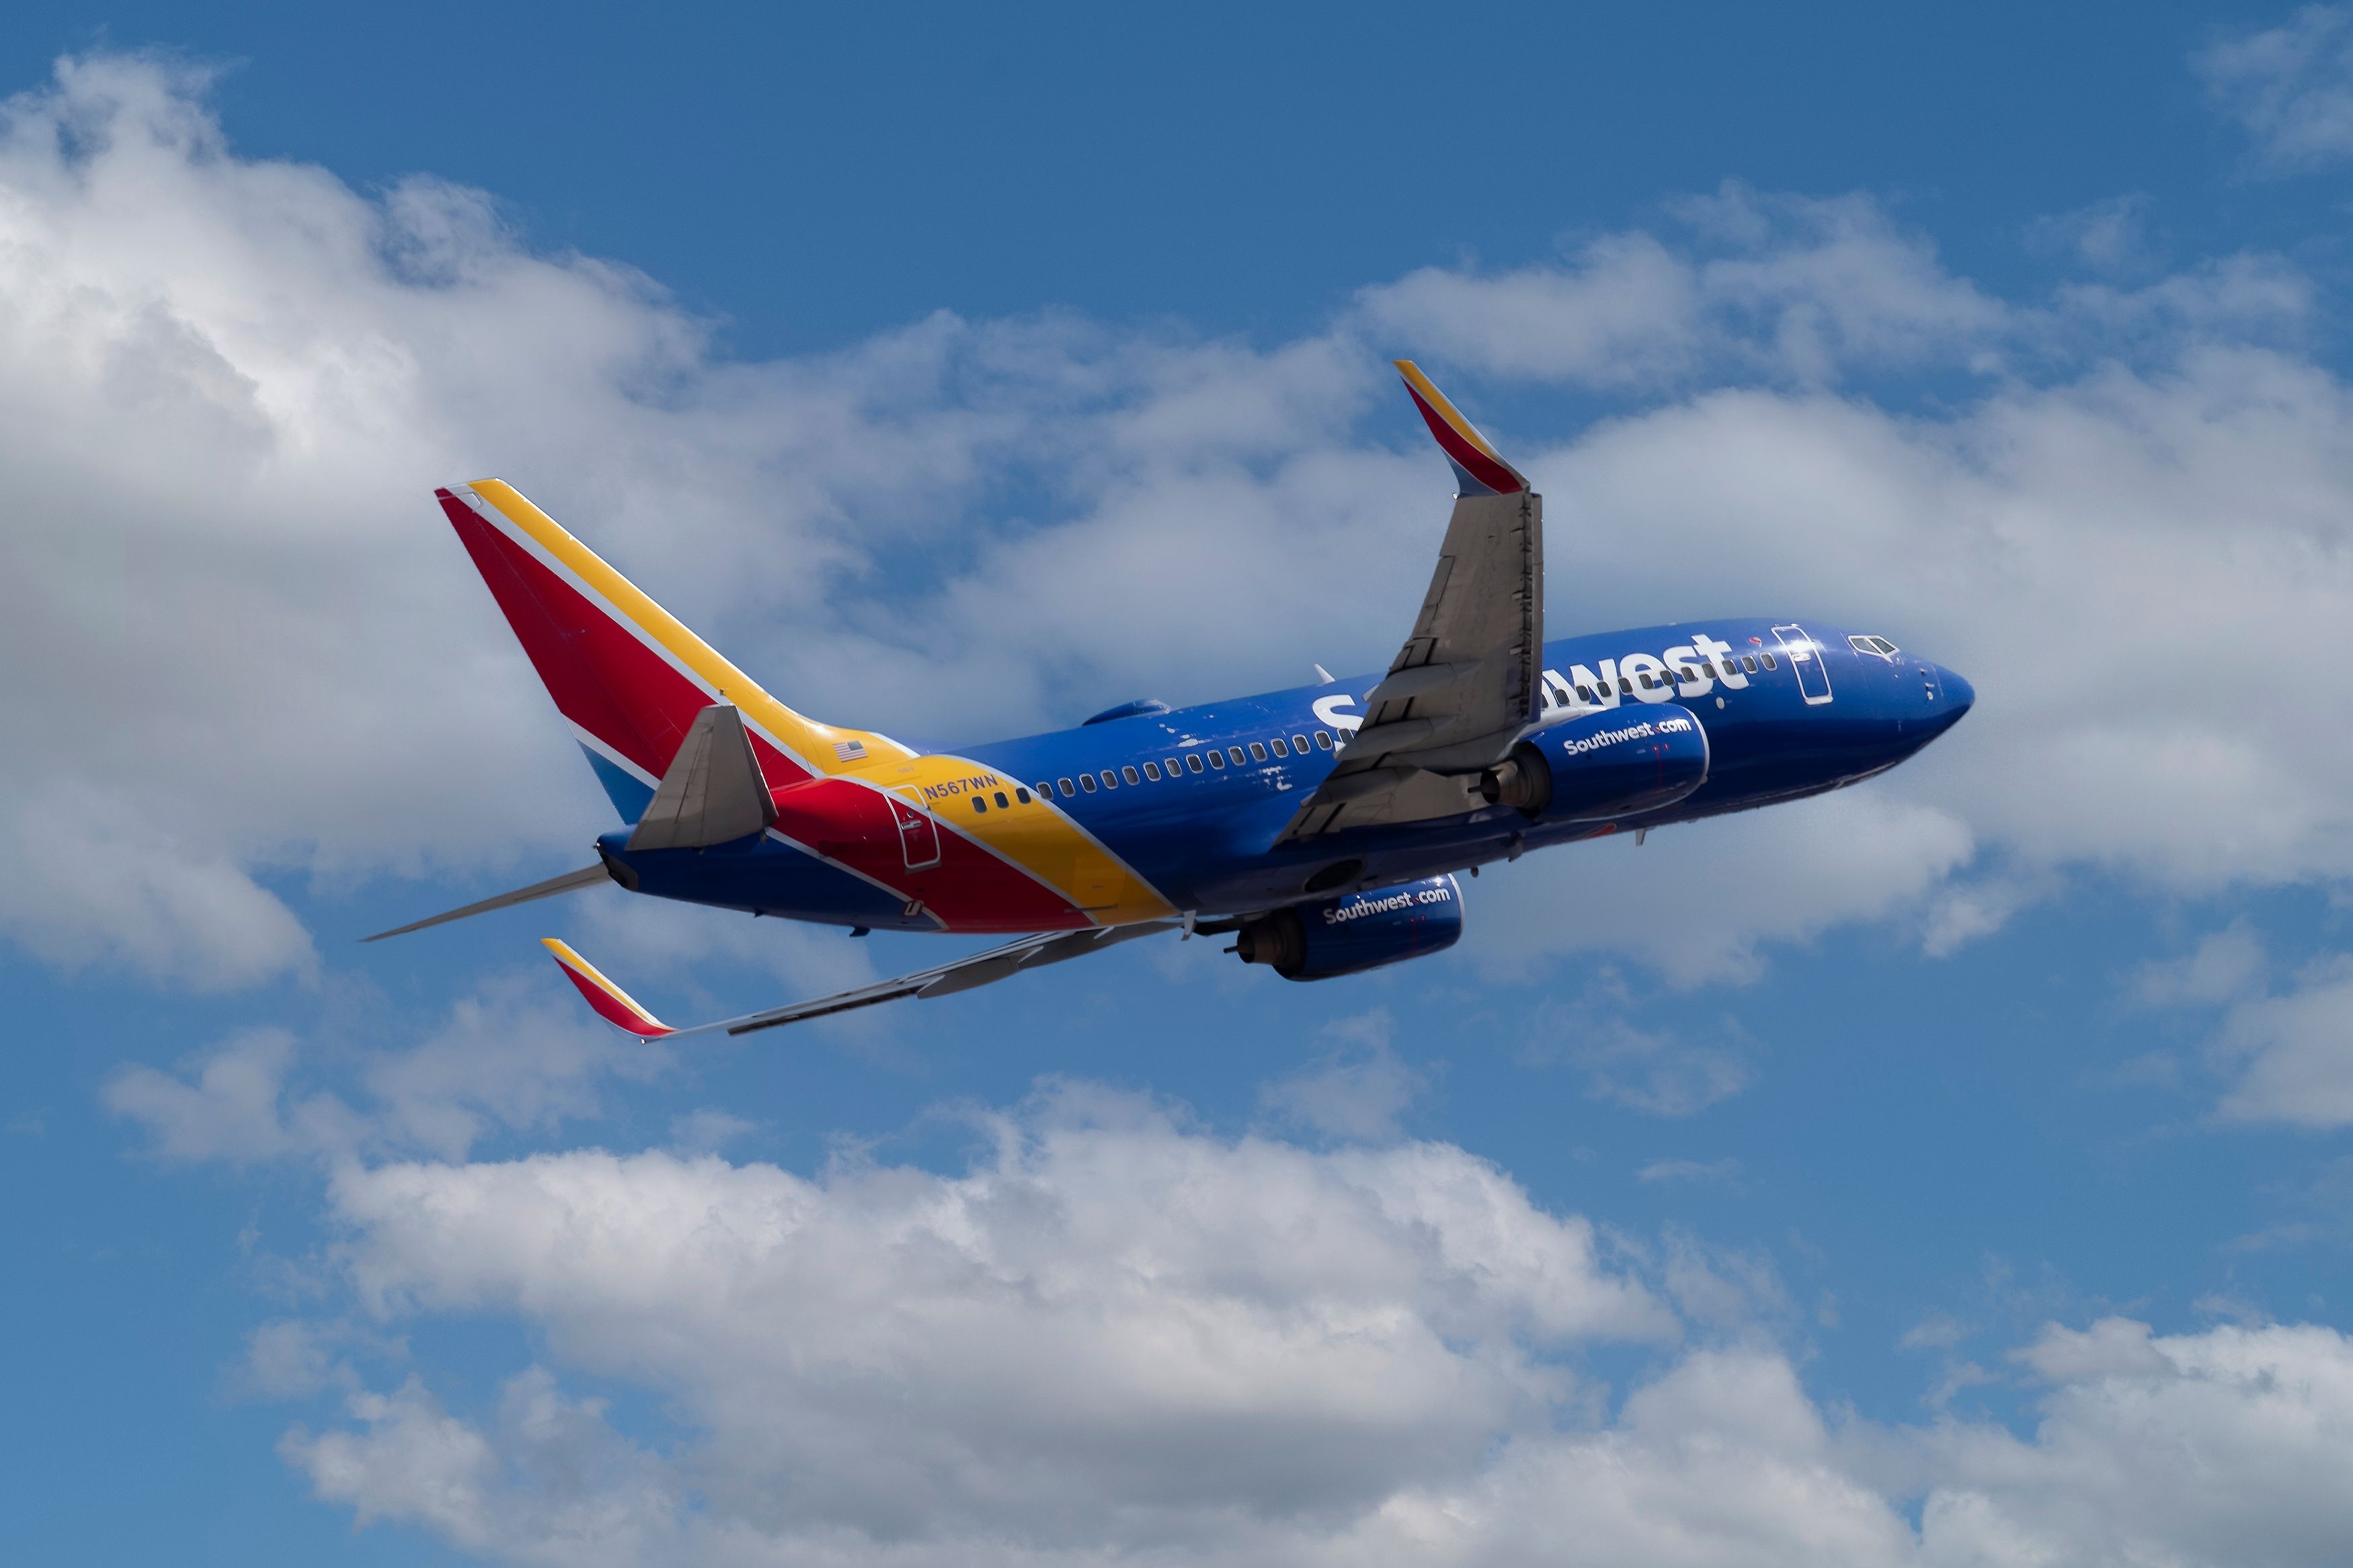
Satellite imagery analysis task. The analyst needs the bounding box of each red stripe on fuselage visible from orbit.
[440,490,814,787]
[771,779,1087,933]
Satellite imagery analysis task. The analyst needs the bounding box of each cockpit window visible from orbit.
[1849,634,1902,659]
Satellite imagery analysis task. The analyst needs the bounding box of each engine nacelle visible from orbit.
[1234,874,1464,981]
[1481,704,1709,822]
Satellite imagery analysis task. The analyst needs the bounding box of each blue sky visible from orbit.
[5,5,2353,1564]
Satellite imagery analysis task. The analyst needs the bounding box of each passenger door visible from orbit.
[888,790,941,871]
[1771,624,1835,706]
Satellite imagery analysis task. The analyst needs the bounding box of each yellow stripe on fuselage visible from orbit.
[856,755,1176,925]
[468,480,914,778]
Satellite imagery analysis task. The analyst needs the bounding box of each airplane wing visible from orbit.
[543,921,1181,1038]
[1279,362,1544,840]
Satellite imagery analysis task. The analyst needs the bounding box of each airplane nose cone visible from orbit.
[1941,668,1974,718]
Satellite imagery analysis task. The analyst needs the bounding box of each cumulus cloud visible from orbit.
[13,53,2353,996]
[252,1085,2353,1567]
[303,1087,1669,1555]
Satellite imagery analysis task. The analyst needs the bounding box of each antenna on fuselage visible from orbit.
[1313,663,1335,684]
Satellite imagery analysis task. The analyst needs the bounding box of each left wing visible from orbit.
[543,922,1179,1038]
[1279,362,1544,840]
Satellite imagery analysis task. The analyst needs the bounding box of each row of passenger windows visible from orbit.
[1544,651,1776,708]
[988,728,1340,808]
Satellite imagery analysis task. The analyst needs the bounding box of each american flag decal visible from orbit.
[833,739,868,761]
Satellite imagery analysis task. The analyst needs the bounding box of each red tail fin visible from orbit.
[439,481,909,815]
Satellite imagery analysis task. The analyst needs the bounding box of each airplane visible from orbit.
[371,361,1974,1038]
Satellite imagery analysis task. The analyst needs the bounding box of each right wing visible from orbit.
[543,921,1180,1038]
[1279,362,1544,840]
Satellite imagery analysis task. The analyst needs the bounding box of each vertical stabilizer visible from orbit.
[438,481,911,820]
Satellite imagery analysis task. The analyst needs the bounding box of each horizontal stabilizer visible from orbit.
[363,862,614,942]
[545,921,1179,1039]
[627,704,779,852]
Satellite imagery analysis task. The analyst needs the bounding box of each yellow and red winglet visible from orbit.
[1394,360,1528,497]
[542,938,673,1038]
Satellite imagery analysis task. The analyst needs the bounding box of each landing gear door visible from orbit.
[888,790,941,871]
[1772,624,1834,706]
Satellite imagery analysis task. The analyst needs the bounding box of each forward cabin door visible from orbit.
[1771,624,1834,705]
[888,790,941,870]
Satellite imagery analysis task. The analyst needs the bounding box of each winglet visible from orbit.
[1394,360,1527,497]
[542,938,673,1038]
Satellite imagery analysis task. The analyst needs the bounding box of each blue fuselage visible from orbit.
[597,617,1973,931]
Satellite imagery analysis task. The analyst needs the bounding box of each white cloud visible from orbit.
[308,1086,1670,1555]
[1357,185,2003,391]
[266,1086,2353,1566]
[1903,1319,2353,1567]
[1472,790,1973,985]
[2130,922,2269,1008]
[104,971,662,1163]
[10,53,2353,1005]
[2199,5,2353,170]
[2214,954,2353,1126]
[1259,1008,1429,1141]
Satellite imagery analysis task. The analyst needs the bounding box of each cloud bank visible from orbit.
[239,1087,2353,1568]
[5,54,2353,1003]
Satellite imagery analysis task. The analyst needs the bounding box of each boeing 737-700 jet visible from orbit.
[372,362,1974,1037]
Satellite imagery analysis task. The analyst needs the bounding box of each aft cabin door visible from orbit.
[1771,624,1834,706]
[888,790,941,871]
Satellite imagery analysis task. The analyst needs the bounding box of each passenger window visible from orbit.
[1080,774,1097,792]
[1016,787,1032,804]
[1291,734,1309,752]
[1143,761,1161,781]
[1310,731,1327,749]
[1618,677,1633,695]
[1208,750,1226,768]
[1187,754,1204,773]
[1227,746,1246,766]
[1248,741,1267,762]
[1270,737,1288,757]
[1741,655,1757,673]
[1574,685,1593,702]
[1122,766,1140,785]
[1101,770,1117,789]
[1165,757,1181,776]
[994,791,1009,809]
[1761,652,1777,670]
[1058,778,1075,797]
[973,796,988,813]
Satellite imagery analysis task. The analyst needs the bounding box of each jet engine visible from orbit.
[1480,704,1708,823]
[1234,874,1464,981]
